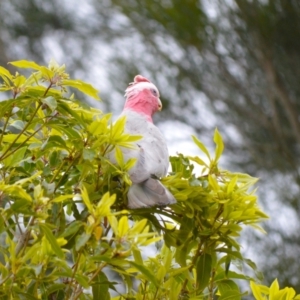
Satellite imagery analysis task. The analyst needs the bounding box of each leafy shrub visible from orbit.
[0,60,275,299]
[251,279,300,300]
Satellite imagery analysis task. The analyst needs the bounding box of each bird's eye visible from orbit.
[150,88,158,96]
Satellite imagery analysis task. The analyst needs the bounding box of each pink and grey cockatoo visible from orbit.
[113,75,176,209]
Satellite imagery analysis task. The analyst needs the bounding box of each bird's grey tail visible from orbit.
[127,178,176,209]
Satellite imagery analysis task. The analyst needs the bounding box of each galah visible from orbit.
[112,75,176,209]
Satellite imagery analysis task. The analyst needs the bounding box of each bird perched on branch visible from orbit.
[112,75,176,209]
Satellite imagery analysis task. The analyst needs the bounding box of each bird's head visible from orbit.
[124,75,162,121]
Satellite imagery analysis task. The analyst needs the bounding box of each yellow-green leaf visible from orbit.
[2,146,27,167]
[188,155,209,167]
[96,192,116,217]
[2,133,29,143]
[214,128,224,162]
[39,66,55,79]
[0,66,12,81]
[115,146,124,167]
[118,216,129,237]
[124,158,137,171]
[39,223,64,259]
[129,261,159,287]
[132,248,144,266]
[2,185,32,202]
[42,96,57,111]
[81,185,93,213]
[227,176,237,194]
[130,219,147,235]
[192,135,211,160]
[111,116,126,139]
[9,60,41,70]
[52,194,74,203]
[269,279,280,298]
[250,281,265,300]
[13,75,26,88]
[48,58,61,70]
[208,174,219,191]
[62,79,100,100]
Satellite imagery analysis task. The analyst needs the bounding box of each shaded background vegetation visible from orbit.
[1,0,300,291]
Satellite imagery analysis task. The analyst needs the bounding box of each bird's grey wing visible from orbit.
[127,178,176,209]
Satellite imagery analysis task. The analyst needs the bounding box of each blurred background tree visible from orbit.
[1,0,300,292]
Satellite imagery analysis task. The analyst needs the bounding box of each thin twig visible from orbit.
[53,154,79,192]
[66,251,82,298]
[0,107,13,146]
[0,102,42,160]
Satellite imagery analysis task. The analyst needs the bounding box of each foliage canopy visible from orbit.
[0,60,290,299]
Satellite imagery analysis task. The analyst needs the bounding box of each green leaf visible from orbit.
[39,223,64,259]
[11,199,32,214]
[49,151,59,167]
[60,220,84,237]
[9,60,41,70]
[75,274,90,288]
[75,232,91,251]
[216,248,243,260]
[26,85,61,96]
[83,148,96,161]
[218,290,245,300]
[218,279,240,296]
[192,135,211,160]
[46,135,67,149]
[244,258,258,271]
[49,123,82,140]
[92,272,111,300]
[45,284,65,296]
[129,261,159,287]
[2,185,32,202]
[42,96,57,111]
[14,292,38,300]
[2,146,27,167]
[10,120,25,131]
[62,79,100,99]
[196,253,212,291]
[215,270,252,281]
[174,243,189,267]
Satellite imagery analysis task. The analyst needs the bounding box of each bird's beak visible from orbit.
[158,98,162,111]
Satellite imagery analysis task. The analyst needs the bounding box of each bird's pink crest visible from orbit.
[127,75,151,88]
[133,75,151,83]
